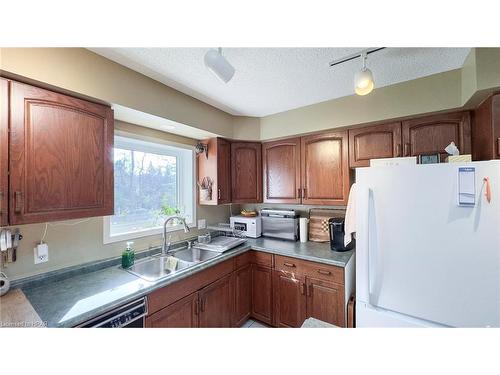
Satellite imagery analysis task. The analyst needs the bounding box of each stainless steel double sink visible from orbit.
[124,247,221,282]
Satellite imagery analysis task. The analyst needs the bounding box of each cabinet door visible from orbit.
[273,270,306,328]
[234,264,252,327]
[473,94,500,161]
[262,138,301,204]
[199,273,233,327]
[0,79,8,226]
[217,138,232,204]
[348,122,402,168]
[145,292,199,328]
[301,131,350,205]
[9,81,114,225]
[251,265,273,325]
[306,278,345,327]
[231,142,262,203]
[402,112,471,160]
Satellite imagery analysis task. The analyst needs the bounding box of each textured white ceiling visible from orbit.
[90,48,470,117]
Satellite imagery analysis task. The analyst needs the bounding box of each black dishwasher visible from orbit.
[77,297,147,328]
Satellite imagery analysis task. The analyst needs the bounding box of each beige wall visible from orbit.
[2,122,232,281]
[260,69,464,140]
[232,116,261,140]
[0,48,234,138]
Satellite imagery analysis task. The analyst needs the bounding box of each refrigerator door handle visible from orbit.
[366,187,374,305]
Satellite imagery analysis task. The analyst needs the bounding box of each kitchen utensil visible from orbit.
[12,229,20,262]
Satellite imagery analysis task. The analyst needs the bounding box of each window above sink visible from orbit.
[103,132,196,244]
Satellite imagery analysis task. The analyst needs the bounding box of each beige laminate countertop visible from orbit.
[0,289,45,328]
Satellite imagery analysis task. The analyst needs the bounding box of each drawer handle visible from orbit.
[15,191,23,214]
[283,262,296,268]
[317,269,332,276]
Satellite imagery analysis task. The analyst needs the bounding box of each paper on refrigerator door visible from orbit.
[457,167,475,206]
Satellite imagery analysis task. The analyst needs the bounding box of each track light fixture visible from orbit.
[204,48,235,83]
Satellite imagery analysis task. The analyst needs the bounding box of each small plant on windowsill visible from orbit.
[159,205,182,227]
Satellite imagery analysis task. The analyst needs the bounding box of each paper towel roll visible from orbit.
[299,218,309,243]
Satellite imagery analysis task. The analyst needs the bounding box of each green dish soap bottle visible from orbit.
[121,241,135,269]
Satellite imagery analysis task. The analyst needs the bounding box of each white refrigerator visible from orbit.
[355,160,500,327]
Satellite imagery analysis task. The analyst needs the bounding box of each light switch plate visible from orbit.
[197,219,206,229]
[34,243,49,264]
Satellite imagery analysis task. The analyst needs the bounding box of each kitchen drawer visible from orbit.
[251,250,273,267]
[274,255,306,275]
[303,262,344,285]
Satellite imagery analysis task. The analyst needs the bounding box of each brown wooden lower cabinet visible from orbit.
[199,273,234,327]
[251,264,273,325]
[145,251,346,328]
[306,277,345,327]
[273,271,307,328]
[234,264,252,327]
[146,292,199,328]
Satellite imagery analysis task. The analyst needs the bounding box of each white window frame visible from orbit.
[103,131,196,244]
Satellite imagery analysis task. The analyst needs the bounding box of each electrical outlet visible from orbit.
[34,243,49,264]
[197,219,206,229]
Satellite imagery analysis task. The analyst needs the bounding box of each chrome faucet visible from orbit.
[162,216,190,255]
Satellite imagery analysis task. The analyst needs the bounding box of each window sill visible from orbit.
[103,222,196,245]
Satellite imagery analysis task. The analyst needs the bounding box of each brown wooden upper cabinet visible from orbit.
[402,112,471,160]
[231,142,262,203]
[473,94,500,161]
[262,137,301,204]
[348,122,402,168]
[197,137,231,205]
[301,131,350,205]
[8,81,114,225]
[0,79,9,227]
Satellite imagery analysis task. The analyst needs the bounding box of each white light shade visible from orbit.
[204,49,235,83]
[354,68,374,96]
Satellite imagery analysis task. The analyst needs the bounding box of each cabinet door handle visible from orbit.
[497,138,500,157]
[308,284,313,297]
[218,188,221,200]
[317,269,332,276]
[194,299,199,315]
[404,143,410,157]
[0,191,3,214]
[396,144,402,157]
[300,282,305,295]
[200,298,205,312]
[297,188,301,198]
[283,262,296,268]
[14,191,23,214]
[303,188,307,199]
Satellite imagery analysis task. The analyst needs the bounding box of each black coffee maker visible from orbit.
[328,217,355,252]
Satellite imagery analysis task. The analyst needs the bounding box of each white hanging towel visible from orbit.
[344,183,357,247]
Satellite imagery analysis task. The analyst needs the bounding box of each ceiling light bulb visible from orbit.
[354,68,374,95]
[204,48,235,83]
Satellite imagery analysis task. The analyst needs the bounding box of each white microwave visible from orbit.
[229,216,262,238]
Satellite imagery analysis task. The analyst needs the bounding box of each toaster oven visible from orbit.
[230,215,262,238]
